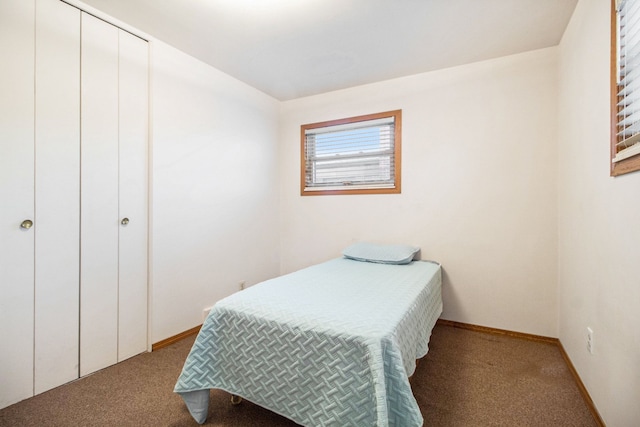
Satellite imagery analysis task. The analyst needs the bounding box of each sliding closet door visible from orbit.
[118,31,149,361]
[34,0,81,394]
[80,12,120,377]
[0,0,36,408]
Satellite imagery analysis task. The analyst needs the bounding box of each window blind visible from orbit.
[615,0,640,162]
[304,116,396,191]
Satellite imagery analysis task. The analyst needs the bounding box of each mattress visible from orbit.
[175,257,442,426]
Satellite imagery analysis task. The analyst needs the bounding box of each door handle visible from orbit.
[20,219,33,229]
[121,218,129,226]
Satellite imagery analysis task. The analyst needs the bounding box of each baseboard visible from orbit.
[557,341,606,427]
[436,319,558,344]
[151,325,201,351]
[436,319,605,426]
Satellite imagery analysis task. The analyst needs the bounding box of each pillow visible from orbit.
[342,242,420,265]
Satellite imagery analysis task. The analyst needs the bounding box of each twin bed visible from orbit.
[175,243,442,426]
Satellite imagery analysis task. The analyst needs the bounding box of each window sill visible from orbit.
[301,186,400,196]
[611,153,640,176]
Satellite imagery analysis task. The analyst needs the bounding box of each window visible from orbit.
[611,0,640,176]
[301,110,401,195]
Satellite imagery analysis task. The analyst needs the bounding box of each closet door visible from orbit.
[118,31,149,361]
[80,13,149,375]
[80,12,120,377]
[0,0,36,409]
[34,0,81,394]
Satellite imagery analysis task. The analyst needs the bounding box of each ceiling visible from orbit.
[80,0,578,101]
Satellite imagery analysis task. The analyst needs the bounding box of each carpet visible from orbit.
[0,323,597,426]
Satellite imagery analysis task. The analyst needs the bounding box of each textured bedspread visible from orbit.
[174,257,442,426]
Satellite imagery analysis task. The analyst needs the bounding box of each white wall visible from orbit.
[151,41,281,342]
[558,0,640,425]
[279,48,559,337]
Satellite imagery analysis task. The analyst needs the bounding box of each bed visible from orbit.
[174,243,442,426]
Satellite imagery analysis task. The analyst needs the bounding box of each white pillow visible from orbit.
[342,242,420,265]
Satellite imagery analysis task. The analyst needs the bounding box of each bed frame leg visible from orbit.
[230,395,243,405]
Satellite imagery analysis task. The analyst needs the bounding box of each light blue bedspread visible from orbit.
[175,257,442,426]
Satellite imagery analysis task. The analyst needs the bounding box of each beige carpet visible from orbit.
[0,323,597,426]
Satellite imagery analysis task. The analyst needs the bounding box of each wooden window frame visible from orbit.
[611,0,640,176]
[300,110,402,196]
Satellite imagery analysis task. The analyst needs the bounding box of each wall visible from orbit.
[558,0,640,425]
[151,41,281,342]
[279,48,559,337]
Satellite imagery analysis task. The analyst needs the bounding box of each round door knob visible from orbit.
[121,218,130,226]
[20,219,33,229]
